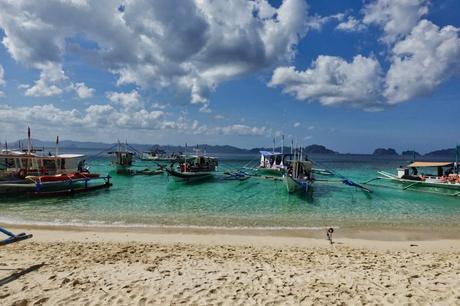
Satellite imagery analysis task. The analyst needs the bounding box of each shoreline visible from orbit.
[3,224,460,251]
[1,226,460,305]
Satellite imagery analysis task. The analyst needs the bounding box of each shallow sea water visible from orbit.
[1,152,459,231]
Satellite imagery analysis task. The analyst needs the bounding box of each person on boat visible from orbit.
[77,159,85,172]
[437,167,443,177]
[444,167,453,176]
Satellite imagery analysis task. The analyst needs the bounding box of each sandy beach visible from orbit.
[0,226,459,305]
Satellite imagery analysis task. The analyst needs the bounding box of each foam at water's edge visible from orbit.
[0,216,338,231]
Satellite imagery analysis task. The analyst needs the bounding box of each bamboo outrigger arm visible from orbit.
[0,227,33,246]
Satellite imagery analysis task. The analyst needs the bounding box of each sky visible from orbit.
[0,0,459,154]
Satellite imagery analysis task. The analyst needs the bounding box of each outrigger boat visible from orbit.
[109,141,135,174]
[0,131,111,196]
[166,148,218,182]
[0,152,111,196]
[367,161,460,196]
[258,136,288,176]
[258,151,286,176]
[140,147,180,164]
[283,148,314,193]
[110,141,165,175]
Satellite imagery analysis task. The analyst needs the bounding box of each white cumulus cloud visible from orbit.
[271,0,460,110]
[0,0,309,108]
[269,55,384,110]
[384,20,460,104]
[363,0,429,44]
[106,90,142,110]
[22,62,66,97]
[214,124,269,137]
[336,16,366,32]
[0,64,5,86]
[0,64,4,97]
[71,82,95,99]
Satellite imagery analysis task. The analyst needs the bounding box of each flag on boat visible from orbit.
[56,136,59,145]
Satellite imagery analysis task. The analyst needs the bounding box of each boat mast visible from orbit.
[272,137,275,154]
[27,126,31,155]
[281,135,284,166]
[456,143,458,171]
[184,143,187,171]
[55,135,59,173]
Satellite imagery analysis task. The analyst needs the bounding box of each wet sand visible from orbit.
[1,226,460,305]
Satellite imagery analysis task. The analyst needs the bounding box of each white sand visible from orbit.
[1,226,460,305]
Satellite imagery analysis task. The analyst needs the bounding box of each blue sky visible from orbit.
[0,0,459,153]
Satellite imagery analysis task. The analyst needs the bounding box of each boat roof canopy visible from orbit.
[260,151,282,156]
[57,154,85,158]
[0,152,85,159]
[407,162,454,168]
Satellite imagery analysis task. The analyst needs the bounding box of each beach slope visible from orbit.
[1,228,459,305]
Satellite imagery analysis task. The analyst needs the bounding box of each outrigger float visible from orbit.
[365,161,460,197]
[0,226,32,246]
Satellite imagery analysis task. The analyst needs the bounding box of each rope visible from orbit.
[127,144,143,158]
[85,143,118,161]
[309,157,372,193]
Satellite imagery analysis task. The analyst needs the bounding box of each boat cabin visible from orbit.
[0,151,86,177]
[398,162,459,183]
[180,156,218,173]
[287,160,313,180]
[259,151,284,170]
[110,151,134,167]
[142,148,167,160]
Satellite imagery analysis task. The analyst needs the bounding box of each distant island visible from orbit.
[401,150,421,157]
[424,148,457,157]
[4,138,457,157]
[303,145,337,154]
[372,148,399,156]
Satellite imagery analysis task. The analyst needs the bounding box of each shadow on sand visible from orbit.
[0,263,45,286]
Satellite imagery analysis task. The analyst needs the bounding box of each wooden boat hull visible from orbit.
[166,169,214,182]
[0,180,36,194]
[284,175,311,193]
[0,174,112,196]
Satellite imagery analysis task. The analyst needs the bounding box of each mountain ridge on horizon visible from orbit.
[2,139,458,157]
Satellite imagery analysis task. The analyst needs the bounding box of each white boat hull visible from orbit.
[377,171,460,191]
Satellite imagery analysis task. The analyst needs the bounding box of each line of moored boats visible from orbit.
[1,129,459,198]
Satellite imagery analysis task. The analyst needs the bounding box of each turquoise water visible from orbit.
[0,153,459,230]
